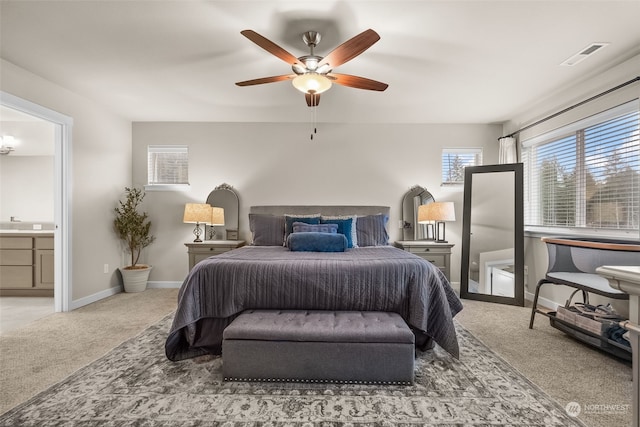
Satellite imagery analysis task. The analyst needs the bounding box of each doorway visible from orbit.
[1,91,72,312]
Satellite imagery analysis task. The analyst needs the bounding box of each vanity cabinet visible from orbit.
[0,237,33,288]
[35,237,54,288]
[0,233,54,296]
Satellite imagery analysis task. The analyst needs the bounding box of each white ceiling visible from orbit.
[1,0,640,127]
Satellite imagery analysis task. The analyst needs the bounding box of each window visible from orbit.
[522,101,639,232]
[441,148,483,185]
[146,145,189,190]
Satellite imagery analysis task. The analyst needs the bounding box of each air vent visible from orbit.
[561,43,609,66]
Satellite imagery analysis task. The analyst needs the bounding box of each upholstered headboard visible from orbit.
[249,205,390,217]
[248,205,391,247]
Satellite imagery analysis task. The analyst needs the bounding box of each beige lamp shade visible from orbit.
[418,202,456,223]
[417,204,430,224]
[183,203,212,224]
[210,207,225,226]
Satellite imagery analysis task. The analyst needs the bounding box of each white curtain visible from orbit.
[498,137,518,164]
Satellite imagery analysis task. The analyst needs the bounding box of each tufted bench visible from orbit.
[222,310,415,384]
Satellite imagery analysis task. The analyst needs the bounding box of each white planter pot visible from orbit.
[119,265,152,293]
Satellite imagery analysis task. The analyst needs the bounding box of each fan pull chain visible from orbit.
[310,103,318,141]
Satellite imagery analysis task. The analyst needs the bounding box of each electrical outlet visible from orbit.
[103,264,109,274]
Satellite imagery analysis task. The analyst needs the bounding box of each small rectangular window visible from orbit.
[146,145,189,190]
[441,148,483,185]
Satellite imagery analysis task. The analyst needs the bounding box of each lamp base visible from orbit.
[193,223,204,242]
[435,221,447,243]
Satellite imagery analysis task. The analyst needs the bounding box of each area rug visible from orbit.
[0,314,586,426]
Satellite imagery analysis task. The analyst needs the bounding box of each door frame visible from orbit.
[1,91,73,312]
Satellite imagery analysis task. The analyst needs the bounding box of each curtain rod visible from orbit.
[500,76,640,140]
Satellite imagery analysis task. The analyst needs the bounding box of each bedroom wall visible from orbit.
[132,121,503,285]
[1,59,132,305]
[503,53,640,316]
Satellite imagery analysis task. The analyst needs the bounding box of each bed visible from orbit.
[165,205,463,362]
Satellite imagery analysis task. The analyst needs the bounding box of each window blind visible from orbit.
[441,148,483,185]
[147,145,189,185]
[523,100,639,231]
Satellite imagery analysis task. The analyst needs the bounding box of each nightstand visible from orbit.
[185,240,245,271]
[395,240,454,280]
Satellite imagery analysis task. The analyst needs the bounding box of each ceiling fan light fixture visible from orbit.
[292,73,332,95]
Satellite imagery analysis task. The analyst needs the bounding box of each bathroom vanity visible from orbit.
[0,230,54,296]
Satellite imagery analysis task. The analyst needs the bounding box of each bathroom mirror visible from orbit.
[401,185,435,241]
[205,183,239,240]
[460,164,524,306]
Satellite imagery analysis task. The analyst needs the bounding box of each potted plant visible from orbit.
[113,187,155,292]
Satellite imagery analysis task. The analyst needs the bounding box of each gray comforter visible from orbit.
[165,246,463,361]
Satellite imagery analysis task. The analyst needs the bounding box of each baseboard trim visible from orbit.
[147,281,182,289]
[67,282,180,310]
[70,286,122,310]
[525,290,559,310]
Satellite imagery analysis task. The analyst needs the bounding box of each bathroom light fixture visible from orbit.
[292,73,332,94]
[183,203,212,242]
[0,135,16,155]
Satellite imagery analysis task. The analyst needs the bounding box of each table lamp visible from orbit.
[183,203,211,242]
[207,207,225,240]
[417,204,435,240]
[418,202,455,243]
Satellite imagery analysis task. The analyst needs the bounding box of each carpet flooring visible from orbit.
[0,313,588,426]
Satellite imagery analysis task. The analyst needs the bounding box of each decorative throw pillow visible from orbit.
[356,214,390,246]
[287,232,348,252]
[249,213,285,246]
[284,214,321,244]
[320,215,357,248]
[292,222,338,234]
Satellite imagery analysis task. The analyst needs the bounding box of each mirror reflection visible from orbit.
[468,171,515,296]
[205,183,239,240]
[401,185,435,241]
[461,164,524,306]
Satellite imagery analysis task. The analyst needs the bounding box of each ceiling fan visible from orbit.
[235,29,388,107]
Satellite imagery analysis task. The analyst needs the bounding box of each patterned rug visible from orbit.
[0,314,586,426]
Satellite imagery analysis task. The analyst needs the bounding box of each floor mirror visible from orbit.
[460,163,524,306]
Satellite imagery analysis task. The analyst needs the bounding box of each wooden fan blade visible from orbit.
[317,29,380,69]
[305,92,321,107]
[241,30,304,67]
[328,73,388,91]
[235,74,295,86]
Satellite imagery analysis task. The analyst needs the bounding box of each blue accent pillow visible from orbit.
[287,232,348,252]
[284,214,321,244]
[292,222,338,234]
[320,217,355,248]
